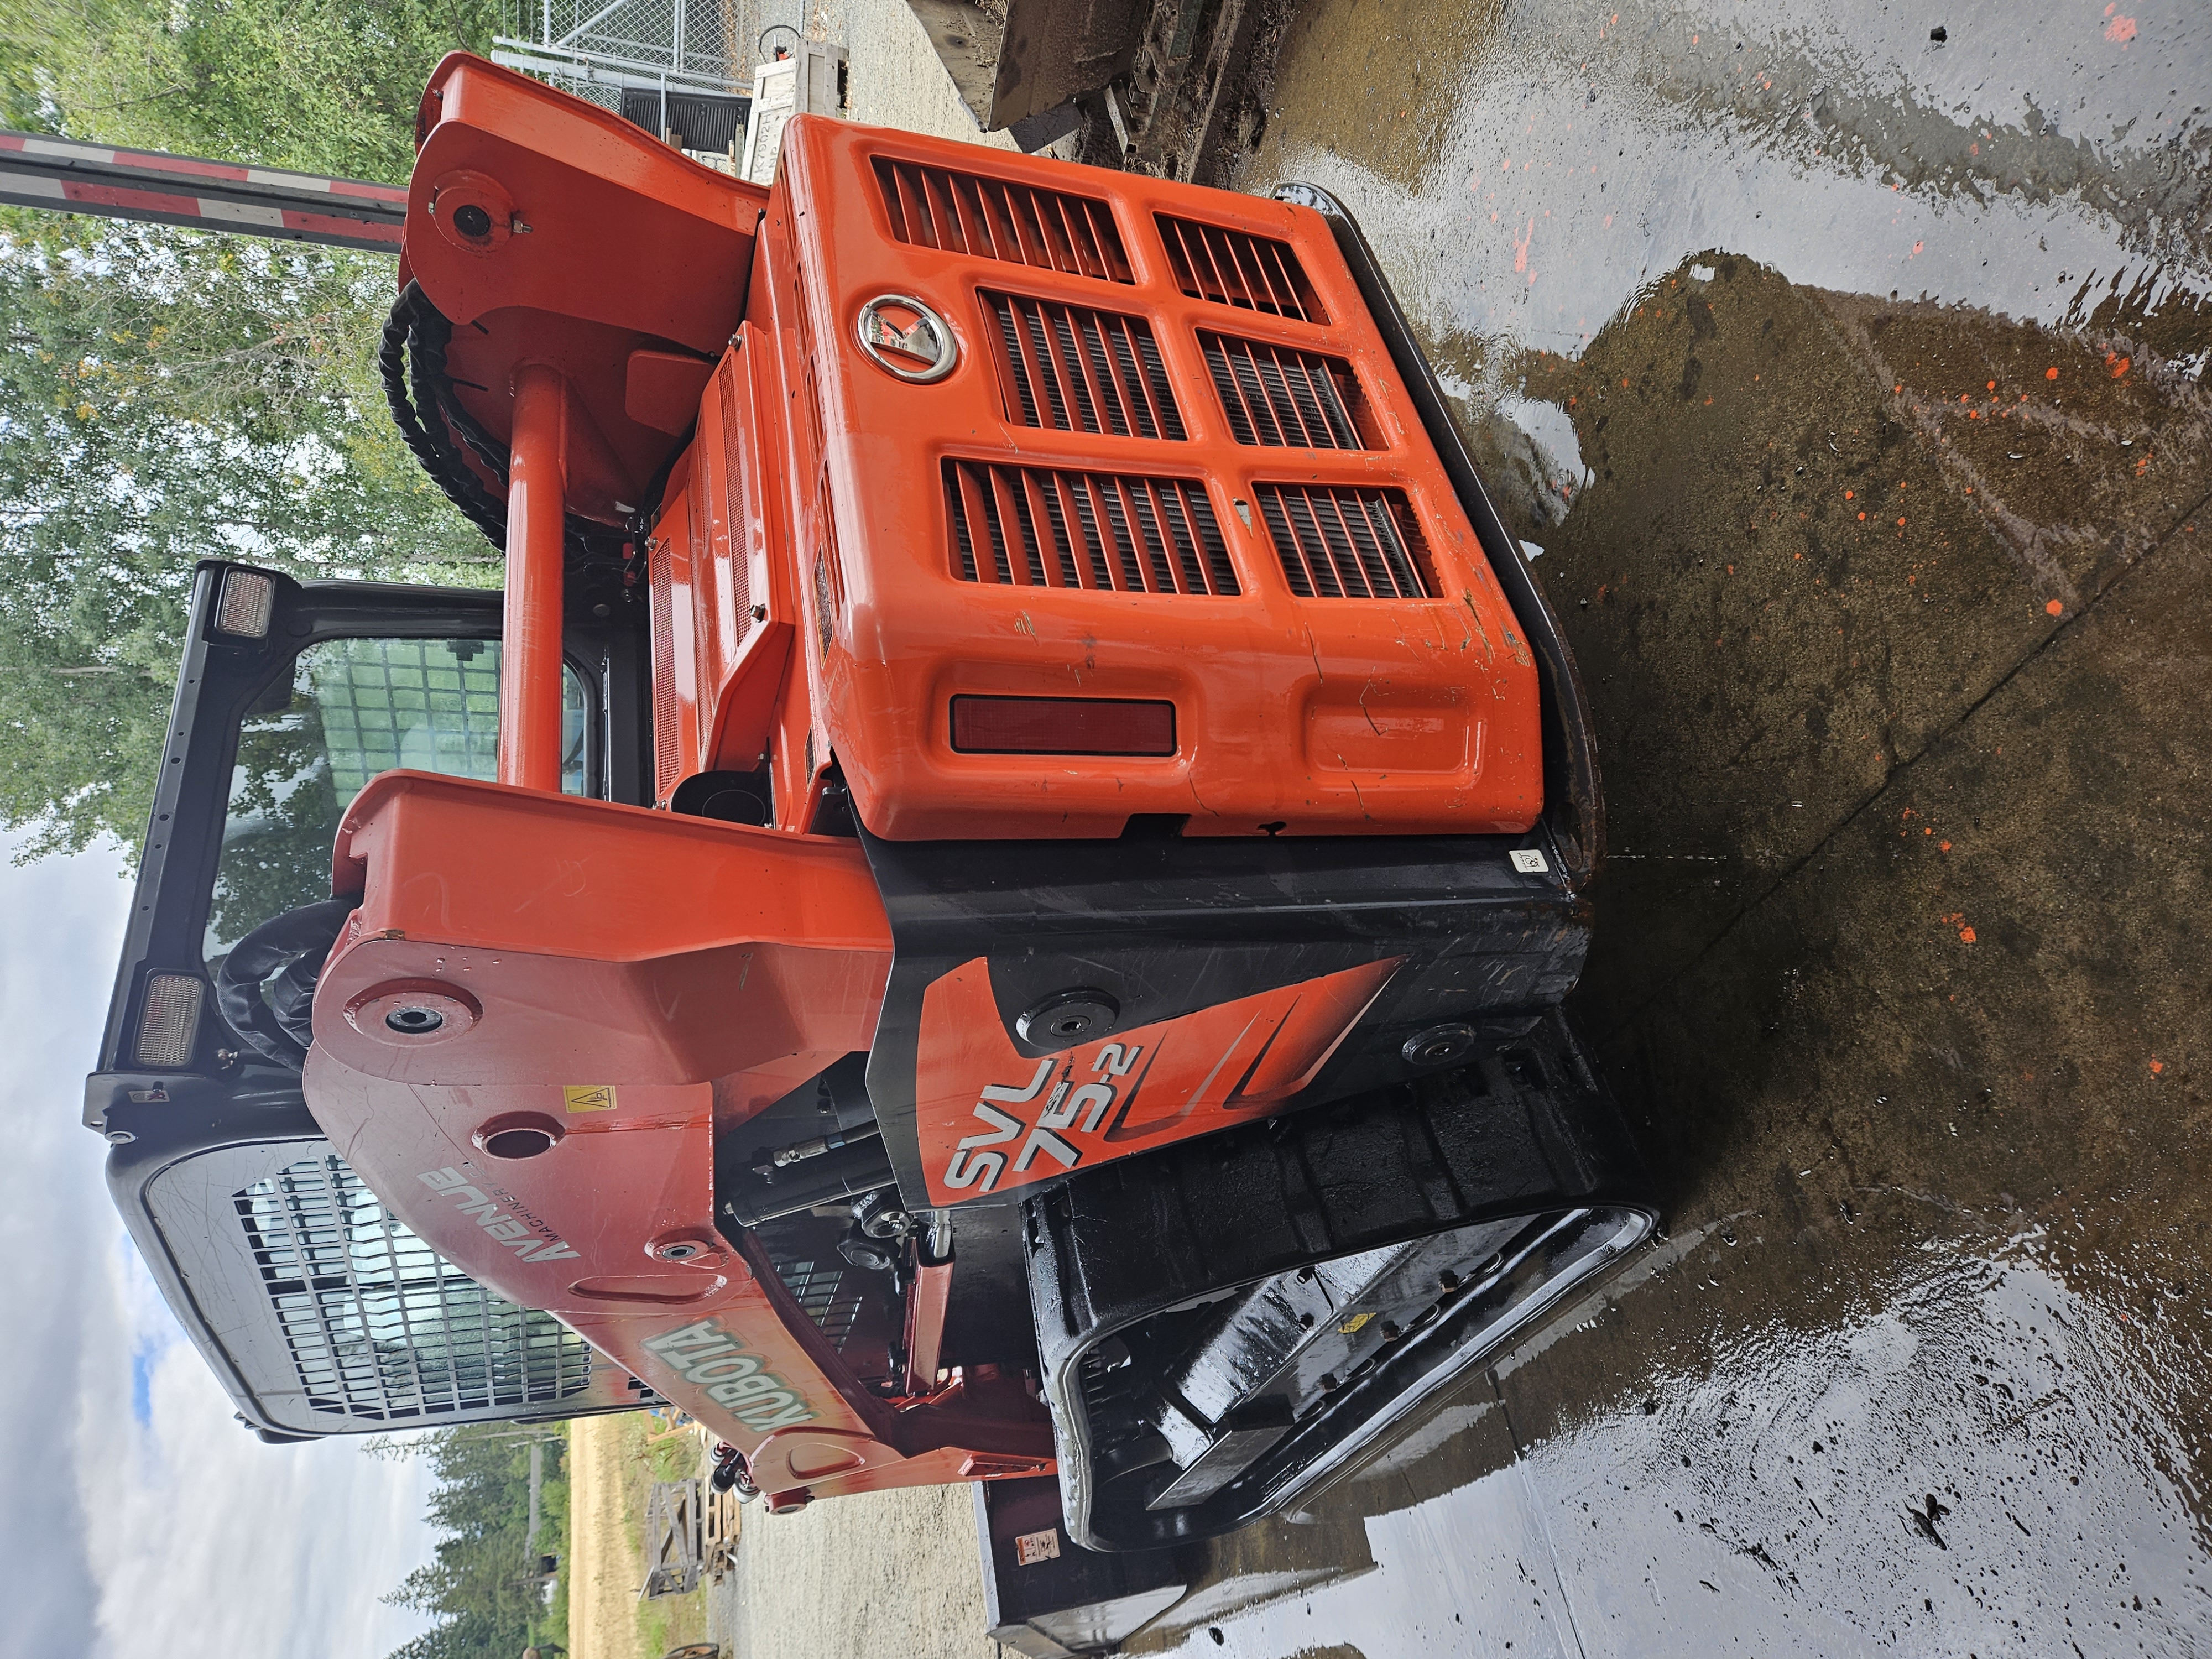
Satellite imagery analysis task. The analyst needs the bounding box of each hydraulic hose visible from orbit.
[377,283,632,570]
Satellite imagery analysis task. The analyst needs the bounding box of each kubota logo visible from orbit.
[854,293,958,383]
[643,1319,817,1431]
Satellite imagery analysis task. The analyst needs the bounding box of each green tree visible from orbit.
[377,1423,571,1658]
[0,0,509,861]
[0,213,500,858]
[3,0,497,182]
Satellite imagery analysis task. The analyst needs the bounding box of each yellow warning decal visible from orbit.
[1338,1311,1376,1334]
[563,1085,618,1113]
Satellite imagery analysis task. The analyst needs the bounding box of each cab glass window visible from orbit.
[204,638,587,967]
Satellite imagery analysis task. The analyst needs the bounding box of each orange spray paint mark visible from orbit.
[2106,14,2137,43]
[2149,1058,2164,1074]
[1939,841,1952,852]
[2046,366,2060,379]
[2045,599,2064,616]
[2111,356,2131,377]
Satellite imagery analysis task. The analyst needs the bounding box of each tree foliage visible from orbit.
[0,216,500,857]
[0,0,506,860]
[377,1423,570,1659]
[3,0,498,183]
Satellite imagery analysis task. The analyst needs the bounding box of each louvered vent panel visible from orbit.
[984,292,1185,439]
[945,462,1238,596]
[1202,333,1369,448]
[1156,216,1323,322]
[876,158,1132,283]
[1256,484,1434,599]
[649,541,679,802]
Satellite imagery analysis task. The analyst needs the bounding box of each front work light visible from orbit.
[134,973,205,1068]
[214,569,275,638]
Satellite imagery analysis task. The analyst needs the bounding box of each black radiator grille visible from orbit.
[1156,215,1322,322]
[985,292,1185,440]
[946,461,1238,596]
[235,1154,593,1421]
[1255,484,1433,599]
[1201,333,1369,449]
[876,158,1132,283]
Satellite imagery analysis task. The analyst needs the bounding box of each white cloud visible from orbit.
[0,836,440,1659]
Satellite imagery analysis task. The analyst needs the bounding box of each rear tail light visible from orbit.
[135,973,206,1068]
[950,696,1176,757]
[214,570,275,638]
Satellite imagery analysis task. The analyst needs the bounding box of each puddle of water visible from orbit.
[1128,4,2212,1652]
[1242,0,2212,372]
[1141,1237,2211,1655]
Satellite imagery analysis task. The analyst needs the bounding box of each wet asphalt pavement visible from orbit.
[1118,2,2212,1653]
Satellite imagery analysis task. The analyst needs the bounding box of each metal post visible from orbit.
[526,1438,544,1553]
[501,363,568,791]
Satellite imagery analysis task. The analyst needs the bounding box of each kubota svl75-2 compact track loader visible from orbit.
[86,56,1653,1550]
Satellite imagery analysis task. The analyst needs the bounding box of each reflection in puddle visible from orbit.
[1141,1237,2209,1655]
[1237,0,2212,371]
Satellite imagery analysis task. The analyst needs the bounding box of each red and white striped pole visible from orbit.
[0,130,404,252]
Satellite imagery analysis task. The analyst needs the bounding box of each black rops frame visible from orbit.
[83,561,649,1440]
[90,560,648,1117]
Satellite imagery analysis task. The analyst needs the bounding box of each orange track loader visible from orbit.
[87,56,1652,1550]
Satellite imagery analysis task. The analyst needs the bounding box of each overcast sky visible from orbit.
[0,833,440,1659]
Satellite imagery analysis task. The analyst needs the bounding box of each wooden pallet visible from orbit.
[640,1478,702,1599]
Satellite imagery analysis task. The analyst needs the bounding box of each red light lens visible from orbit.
[950,696,1176,757]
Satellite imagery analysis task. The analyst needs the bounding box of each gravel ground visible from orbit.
[711,1480,1009,1659]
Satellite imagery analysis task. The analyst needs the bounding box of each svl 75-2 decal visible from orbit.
[916,958,1400,1205]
